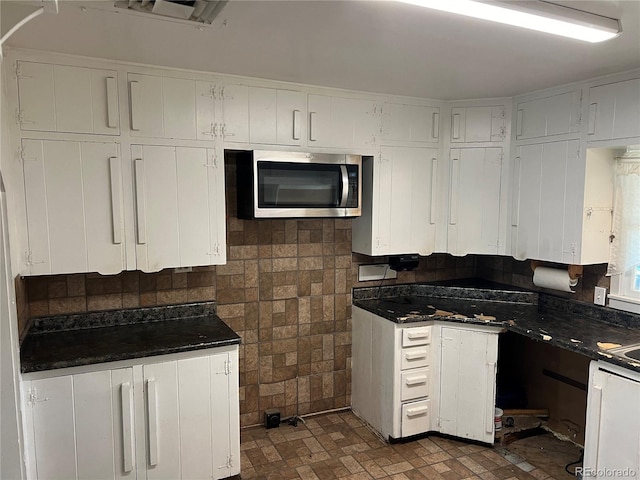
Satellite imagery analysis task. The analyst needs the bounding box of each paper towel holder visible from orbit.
[530,260,583,280]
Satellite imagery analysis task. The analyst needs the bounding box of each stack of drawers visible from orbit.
[399,326,432,437]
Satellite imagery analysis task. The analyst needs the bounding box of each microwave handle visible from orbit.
[339,165,349,208]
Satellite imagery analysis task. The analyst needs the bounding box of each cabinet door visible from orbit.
[381,102,439,143]
[512,141,580,263]
[515,91,580,140]
[308,94,332,146]
[17,61,119,135]
[132,145,226,272]
[588,78,640,142]
[129,73,198,139]
[220,83,250,142]
[248,87,304,145]
[450,106,505,143]
[439,327,498,444]
[143,351,239,480]
[355,146,437,256]
[25,369,135,480]
[584,366,640,478]
[308,95,378,149]
[276,89,305,146]
[22,139,125,275]
[448,147,502,255]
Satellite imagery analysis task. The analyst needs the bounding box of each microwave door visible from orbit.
[257,162,343,211]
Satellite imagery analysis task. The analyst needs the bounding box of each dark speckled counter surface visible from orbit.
[20,302,241,373]
[353,282,640,373]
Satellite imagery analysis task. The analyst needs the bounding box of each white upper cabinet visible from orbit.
[17,61,119,135]
[450,106,506,143]
[20,140,226,275]
[587,78,640,143]
[308,94,379,150]
[132,145,226,272]
[352,146,438,256]
[380,102,440,143]
[219,84,305,146]
[249,87,305,145]
[21,139,125,276]
[515,90,581,141]
[511,141,614,264]
[128,73,205,140]
[447,147,503,256]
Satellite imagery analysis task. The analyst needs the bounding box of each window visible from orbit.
[608,147,640,313]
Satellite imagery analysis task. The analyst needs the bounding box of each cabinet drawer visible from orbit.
[400,367,430,401]
[402,327,431,347]
[401,399,430,437]
[401,345,430,370]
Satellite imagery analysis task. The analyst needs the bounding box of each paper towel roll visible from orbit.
[533,267,578,293]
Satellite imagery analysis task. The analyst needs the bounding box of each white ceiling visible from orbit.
[4,0,640,100]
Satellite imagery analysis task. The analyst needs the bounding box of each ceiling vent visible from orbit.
[114,0,227,24]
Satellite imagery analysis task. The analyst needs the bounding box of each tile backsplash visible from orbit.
[17,154,611,427]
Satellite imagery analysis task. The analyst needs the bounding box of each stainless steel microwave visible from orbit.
[235,150,362,219]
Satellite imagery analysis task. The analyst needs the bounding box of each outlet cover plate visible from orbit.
[594,286,607,306]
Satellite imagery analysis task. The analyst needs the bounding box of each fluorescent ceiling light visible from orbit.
[397,0,621,43]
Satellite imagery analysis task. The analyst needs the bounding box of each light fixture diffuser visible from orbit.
[397,0,621,43]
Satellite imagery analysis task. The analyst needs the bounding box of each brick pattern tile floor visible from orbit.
[239,411,554,480]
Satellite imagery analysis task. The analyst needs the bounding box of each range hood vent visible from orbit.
[114,0,228,25]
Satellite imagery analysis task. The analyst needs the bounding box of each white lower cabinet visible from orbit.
[437,325,499,444]
[23,347,240,480]
[352,306,432,440]
[584,361,640,479]
[352,306,499,443]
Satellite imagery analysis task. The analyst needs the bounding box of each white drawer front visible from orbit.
[400,367,430,401]
[401,345,430,370]
[402,327,431,347]
[401,399,430,437]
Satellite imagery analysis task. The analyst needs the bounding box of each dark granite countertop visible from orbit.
[353,283,640,373]
[20,302,241,373]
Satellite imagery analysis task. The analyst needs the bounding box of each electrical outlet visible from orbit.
[594,286,607,306]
